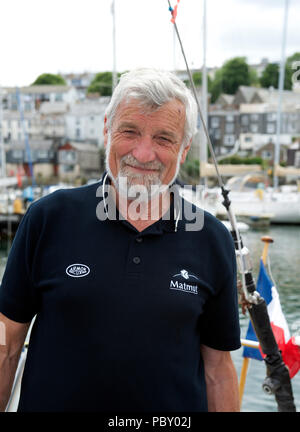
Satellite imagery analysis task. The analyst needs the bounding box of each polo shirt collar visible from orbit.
[99,172,182,234]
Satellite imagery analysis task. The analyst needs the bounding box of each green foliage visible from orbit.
[192,71,202,86]
[210,57,251,102]
[87,71,122,96]
[249,67,259,85]
[218,155,263,165]
[32,73,66,85]
[286,52,300,88]
[183,71,212,95]
[259,63,292,90]
[179,158,200,182]
[286,52,300,65]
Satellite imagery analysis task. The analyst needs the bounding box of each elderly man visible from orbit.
[0,69,240,412]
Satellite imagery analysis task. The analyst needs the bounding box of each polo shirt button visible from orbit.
[133,256,141,264]
[135,237,143,243]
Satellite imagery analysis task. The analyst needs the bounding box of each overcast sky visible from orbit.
[0,0,299,87]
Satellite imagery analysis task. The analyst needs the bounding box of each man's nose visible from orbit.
[131,135,156,163]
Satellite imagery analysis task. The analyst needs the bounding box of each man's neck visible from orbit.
[112,185,172,232]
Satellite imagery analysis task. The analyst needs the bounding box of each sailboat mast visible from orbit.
[0,88,5,178]
[273,0,289,189]
[111,0,117,91]
[200,0,208,185]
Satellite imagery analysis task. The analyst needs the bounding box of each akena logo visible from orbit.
[170,269,199,295]
[66,264,90,278]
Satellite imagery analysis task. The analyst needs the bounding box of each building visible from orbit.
[2,85,78,112]
[39,101,68,139]
[287,140,300,167]
[61,72,96,100]
[65,98,110,147]
[5,139,56,179]
[208,110,240,157]
[239,102,300,156]
[232,86,260,106]
[58,141,100,181]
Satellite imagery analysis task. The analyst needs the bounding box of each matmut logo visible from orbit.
[66,264,90,278]
[170,269,199,295]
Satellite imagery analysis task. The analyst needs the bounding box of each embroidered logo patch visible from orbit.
[66,264,90,278]
[169,269,199,295]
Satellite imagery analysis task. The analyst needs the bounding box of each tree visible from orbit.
[286,52,300,88]
[259,62,292,90]
[286,52,300,67]
[87,72,122,96]
[192,71,212,92]
[210,57,251,102]
[32,73,66,85]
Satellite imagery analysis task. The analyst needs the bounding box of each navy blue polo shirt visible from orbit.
[0,174,240,412]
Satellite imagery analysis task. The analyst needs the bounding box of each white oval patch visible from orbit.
[66,264,90,278]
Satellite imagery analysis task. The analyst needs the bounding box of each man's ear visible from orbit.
[180,139,191,164]
[103,115,108,148]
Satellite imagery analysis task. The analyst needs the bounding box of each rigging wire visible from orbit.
[167,0,252,303]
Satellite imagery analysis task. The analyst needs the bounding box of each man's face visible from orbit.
[104,98,190,198]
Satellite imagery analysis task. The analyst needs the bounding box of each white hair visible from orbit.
[105,68,198,148]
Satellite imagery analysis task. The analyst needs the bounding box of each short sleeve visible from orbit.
[199,232,241,351]
[0,205,40,323]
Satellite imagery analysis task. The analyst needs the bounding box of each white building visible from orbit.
[2,85,78,111]
[65,97,110,147]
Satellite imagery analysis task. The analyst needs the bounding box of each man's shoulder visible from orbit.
[28,182,101,216]
[180,197,231,239]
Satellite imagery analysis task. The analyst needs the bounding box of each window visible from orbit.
[267,123,275,134]
[37,150,48,159]
[59,150,77,164]
[55,93,63,102]
[226,114,234,122]
[214,129,221,139]
[211,117,220,128]
[267,113,276,121]
[262,150,273,160]
[224,135,235,146]
[12,150,23,159]
[295,151,300,168]
[288,123,296,133]
[250,124,259,133]
[63,165,74,173]
[76,128,81,138]
[241,115,249,126]
[225,123,235,133]
[250,114,259,122]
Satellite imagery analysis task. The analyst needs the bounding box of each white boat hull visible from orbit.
[216,190,300,224]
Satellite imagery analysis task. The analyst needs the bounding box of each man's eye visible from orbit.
[157,136,172,144]
[122,130,137,135]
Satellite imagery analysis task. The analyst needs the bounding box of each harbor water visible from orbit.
[0,225,299,412]
[231,224,300,412]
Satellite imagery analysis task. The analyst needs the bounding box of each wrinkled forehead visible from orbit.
[108,94,186,126]
[112,96,186,125]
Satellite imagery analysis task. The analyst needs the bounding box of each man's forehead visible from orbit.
[113,97,186,123]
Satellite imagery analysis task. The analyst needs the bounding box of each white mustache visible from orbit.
[120,154,164,172]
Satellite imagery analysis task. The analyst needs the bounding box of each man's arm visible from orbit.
[0,312,31,412]
[200,344,240,412]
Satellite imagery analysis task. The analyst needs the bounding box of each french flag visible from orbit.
[243,259,300,378]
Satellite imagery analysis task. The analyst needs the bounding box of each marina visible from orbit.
[0,0,300,414]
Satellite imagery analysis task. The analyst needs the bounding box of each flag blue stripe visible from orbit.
[242,259,273,360]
